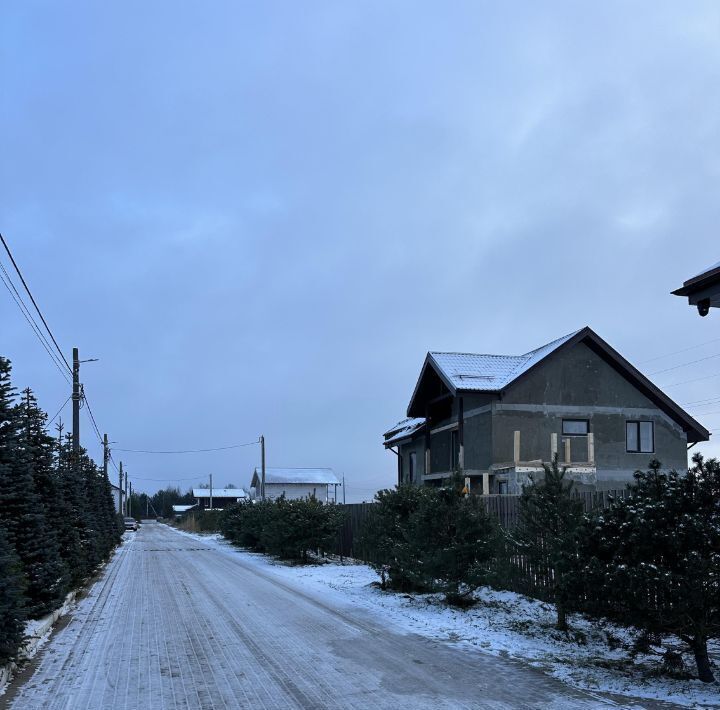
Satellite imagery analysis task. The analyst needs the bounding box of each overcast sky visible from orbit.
[1,1,719,501]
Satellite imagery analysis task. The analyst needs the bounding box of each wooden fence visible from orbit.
[333,489,631,601]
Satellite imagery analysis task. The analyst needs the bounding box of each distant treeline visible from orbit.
[126,487,196,520]
[0,357,121,665]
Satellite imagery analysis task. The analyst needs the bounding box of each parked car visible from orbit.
[123,517,138,531]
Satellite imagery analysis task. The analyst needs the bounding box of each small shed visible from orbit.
[250,468,340,502]
[192,488,248,511]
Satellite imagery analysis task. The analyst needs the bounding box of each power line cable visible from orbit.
[81,386,104,444]
[0,233,72,372]
[662,371,720,388]
[0,260,69,376]
[114,440,260,454]
[680,395,720,406]
[638,337,720,365]
[48,395,72,424]
[0,268,71,384]
[649,351,720,376]
[126,474,209,482]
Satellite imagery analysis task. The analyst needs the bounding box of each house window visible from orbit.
[626,421,654,453]
[450,429,459,470]
[408,452,416,483]
[562,419,589,436]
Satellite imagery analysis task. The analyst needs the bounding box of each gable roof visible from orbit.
[427,330,580,394]
[252,468,339,485]
[406,327,710,443]
[383,417,426,446]
[192,488,247,498]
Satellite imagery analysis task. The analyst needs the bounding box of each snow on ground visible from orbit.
[177,530,720,709]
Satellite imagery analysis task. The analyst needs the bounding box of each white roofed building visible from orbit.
[249,468,340,502]
[192,488,247,510]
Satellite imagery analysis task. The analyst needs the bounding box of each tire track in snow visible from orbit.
[6,524,648,710]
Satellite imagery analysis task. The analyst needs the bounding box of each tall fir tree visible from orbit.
[17,388,69,610]
[0,358,67,618]
[0,527,25,664]
[514,456,584,631]
[54,433,91,584]
[577,457,720,683]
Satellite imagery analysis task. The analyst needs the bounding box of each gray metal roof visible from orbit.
[252,468,339,485]
[383,417,426,445]
[428,329,580,393]
[192,488,247,498]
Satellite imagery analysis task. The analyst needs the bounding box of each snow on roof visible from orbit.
[192,488,247,498]
[253,468,339,485]
[172,504,197,513]
[429,329,581,393]
[383,417,426,444]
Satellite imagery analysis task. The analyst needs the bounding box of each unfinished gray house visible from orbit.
[383,327,710,494]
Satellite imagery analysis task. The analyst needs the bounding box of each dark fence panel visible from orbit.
[334,489,632,601]
[335,503,378,561]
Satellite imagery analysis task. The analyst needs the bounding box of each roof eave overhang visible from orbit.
[672,266,720,297]
[406,354,458,418]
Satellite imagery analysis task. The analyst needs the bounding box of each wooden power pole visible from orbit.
[260,435,265,500]
[103,433,109,480]
[72,347,80,452]
[119,461,124,515]
[209,473,213,510]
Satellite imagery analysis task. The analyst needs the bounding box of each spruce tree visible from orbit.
[16,388,69,610]
[578,457,720,683]
[0,528,25,664]
[410,476,498,605]
[53,433,90,584]
[0,358,67,618]
[515,456,584,630]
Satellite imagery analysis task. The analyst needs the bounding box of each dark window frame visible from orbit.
[626,420,655,453]
[450,429,459,470]
[408,451,416,483]
[562,419,590,436]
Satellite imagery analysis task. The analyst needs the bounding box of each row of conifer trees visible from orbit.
[0,356,121,664]
[362,457,720,683]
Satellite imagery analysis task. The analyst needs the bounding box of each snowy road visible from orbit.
[4,523,659,709]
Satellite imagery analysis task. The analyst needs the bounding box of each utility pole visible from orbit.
[124,464,128,516]
[103,433,109,480]
[72,347,80,452]
[119,461,124,515]
[260,434,266,500]
[342,474,346,504]
[209,473,213,510]
[129,481,133,517]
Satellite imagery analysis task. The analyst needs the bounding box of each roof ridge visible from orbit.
[430,350,524,359]
[520,328,585,358]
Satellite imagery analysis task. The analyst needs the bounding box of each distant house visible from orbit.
[250,468,340,502]
[110,482,123,515]
[384,327,709,494]
[672,261,720,316]
[172,503,197,520]
[192,488,247,510]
